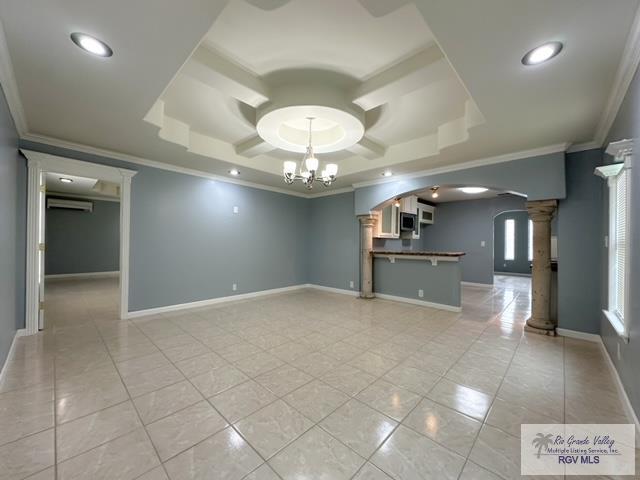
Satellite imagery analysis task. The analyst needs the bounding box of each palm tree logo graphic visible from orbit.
[532,433,554,459]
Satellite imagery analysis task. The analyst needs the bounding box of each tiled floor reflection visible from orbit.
[0,275,637,479]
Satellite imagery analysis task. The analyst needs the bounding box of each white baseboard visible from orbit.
[0,328,27,386]
[557,328,601,343]
[461,281,494,289]
[127,284,308,318]
[373,293,462,312]
[493,271,532,277]
[45,271,119,280]
[557,328,640,436]
[599,338,640,437]
[305,284,359,296]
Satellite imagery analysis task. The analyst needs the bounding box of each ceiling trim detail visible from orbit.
[45,191,121,203]
[593,2,640,146]
[352,142,570,188]
[20,132,309,198]
[0,17,27,136]
[566,140,601,153]
[21,132,571,200]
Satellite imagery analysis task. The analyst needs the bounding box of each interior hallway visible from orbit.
[0,278,636,479]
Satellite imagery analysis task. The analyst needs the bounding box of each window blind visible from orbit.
[613,169,627,320]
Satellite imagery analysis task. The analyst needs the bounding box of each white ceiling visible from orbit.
[1,0,638,194]
[415,186,506,204]
[45,172,119,200]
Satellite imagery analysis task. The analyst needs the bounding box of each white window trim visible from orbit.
[528,219,533,262]
[504,218,515,261]
[595,139,633,342]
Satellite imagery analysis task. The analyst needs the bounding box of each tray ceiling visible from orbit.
[1,0,638,193]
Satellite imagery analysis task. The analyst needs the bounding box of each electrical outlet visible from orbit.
[232,283,237,292]
[349,281,354,289]
[233,206,239,214]
[418,289,424,298]
[481,240,486,247]
[617,342,621,361]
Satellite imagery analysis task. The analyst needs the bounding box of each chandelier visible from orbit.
[283,118,338,189]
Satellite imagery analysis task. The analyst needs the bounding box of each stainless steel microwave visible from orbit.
[400,212,417,231]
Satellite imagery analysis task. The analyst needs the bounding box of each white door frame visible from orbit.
[22,150,137,333]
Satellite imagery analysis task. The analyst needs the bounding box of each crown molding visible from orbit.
[0,17,27,136]
[45,191,121,203]
[20,133,311,199]
[351,142,570,189]
[593,3,640,146]
[566,140,601,153]
[307,186,354,198]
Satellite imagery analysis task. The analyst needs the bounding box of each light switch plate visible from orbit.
[232,283,237,291]
[481,241,486,247]
[349,281,354,289]
[233,206,239,214]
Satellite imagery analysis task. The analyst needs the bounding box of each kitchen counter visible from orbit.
[371,250,465,257]
[371,250,464,311]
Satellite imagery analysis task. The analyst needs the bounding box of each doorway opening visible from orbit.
[23,150,136,334]
[493,210,531,293]
[43,172,121,331]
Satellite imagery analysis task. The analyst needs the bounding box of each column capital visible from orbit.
[526,199,557,221]
[357,214,377,227]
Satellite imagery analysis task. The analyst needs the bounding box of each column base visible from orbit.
[524,318,557,336]
[359,293,376,299]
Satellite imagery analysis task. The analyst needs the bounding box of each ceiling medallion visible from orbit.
[283,118,338,189]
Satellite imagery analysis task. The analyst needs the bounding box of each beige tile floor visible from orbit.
[0,275,637,479]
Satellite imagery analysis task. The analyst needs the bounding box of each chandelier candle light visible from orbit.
[283,118,338,189]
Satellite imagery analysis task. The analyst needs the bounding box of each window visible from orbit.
[610,168,627,323]
[596,139,632,341]
[528,219,533,261]
[504,219,515,261]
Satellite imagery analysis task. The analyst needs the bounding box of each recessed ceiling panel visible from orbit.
[203,0,434,79]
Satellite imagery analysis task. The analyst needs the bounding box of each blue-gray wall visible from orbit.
[420,195,527,284]
[494,210,531,275]
[355,152,566,215]
[0,85,26,367]
[307,192,359,291]
[45,197,120,275]
[373,258,461,308]
[600,59,640,416]
[556,150,603,334]
[128,167,308,311]
[20,140,309,312]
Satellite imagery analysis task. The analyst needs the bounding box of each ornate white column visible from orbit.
[358,214,377,299]
[525,200,558,335]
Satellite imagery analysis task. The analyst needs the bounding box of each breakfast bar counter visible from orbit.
[371,250,465,311]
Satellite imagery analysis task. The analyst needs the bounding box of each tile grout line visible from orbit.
[452,284,525,479]
[91,309,173,480]
[23,280,560,480]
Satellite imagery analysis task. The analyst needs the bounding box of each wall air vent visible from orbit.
[46,198,93,212]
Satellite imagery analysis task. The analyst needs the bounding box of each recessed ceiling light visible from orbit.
[382,170,393,177]
[59,177,73,183]
[459,186,488,194]
[522,42,563,66]
[229,169,240,176]
[70,33,113,57]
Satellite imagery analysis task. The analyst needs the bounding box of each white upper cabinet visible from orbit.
[400,195,419,214]
[419,204,435,224]
[375,202,400,238]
